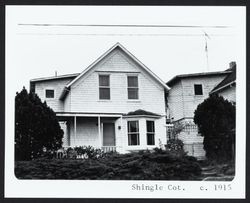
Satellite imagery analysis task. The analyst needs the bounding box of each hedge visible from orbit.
[15,149,201,180]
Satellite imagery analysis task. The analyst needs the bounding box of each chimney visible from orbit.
[229,61,236,69]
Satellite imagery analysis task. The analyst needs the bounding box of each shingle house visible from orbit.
[30,42,236,158]
[30,43,170,153]
[166,63,236,158]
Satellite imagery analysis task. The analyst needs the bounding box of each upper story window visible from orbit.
[194,84,203,95]
[127,120,140,146]
[127,76,139,99]
[45,89,55,98]
[146,120,155,145]
[99,75,110,100]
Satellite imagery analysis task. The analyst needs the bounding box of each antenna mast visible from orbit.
[203,31,210,72]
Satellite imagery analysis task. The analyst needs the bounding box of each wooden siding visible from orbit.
[218,86,236,103]
[34,78,73,112]
[167,81,184,121]
[168,75,227,121]
[181,75,227,118]
[67,49,166,115]
[59,116,166,154]
[68,117,99,147]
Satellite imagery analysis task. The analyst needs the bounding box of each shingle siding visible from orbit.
[182,76,227,117]
[168,75,227,120]
[68,117,100,147]
[34,78,73,112]
[94,49,139,72]
[69,49,166,115]
[167,75,228,159]
[218,86,236,103]
[167,81,184,121]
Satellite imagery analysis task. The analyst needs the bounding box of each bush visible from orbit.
[194,94,235,161]
[15,87,63,161]
[165,139,184,152]
[15,150,201,180]
[72,146,104,159]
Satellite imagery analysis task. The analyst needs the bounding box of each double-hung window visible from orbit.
[146,120,155,145]
[99,75,110,100]
[127,76,139,99]
[127,121,140,145]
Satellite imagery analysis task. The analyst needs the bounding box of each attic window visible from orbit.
[45,89,55,98]
[194,84,203,95]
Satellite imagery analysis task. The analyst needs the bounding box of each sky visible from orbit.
[6,6,245,92]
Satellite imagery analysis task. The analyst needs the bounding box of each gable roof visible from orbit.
[210,64,236,94]
[60,42,170,100]
[166,70,232,87]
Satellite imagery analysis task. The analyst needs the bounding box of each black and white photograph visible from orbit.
[5,5,246,198]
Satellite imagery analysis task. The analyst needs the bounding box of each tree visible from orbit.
[194,94,235,161]
[15,87,63,161]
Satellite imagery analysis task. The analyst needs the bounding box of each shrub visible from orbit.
[194,94,235,161]
[74,146,104,159]
[66,147,77,159]
[165,139,184,152]
[15,87,63,161]
[15,149,201,180]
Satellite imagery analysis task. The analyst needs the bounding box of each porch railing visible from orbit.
[102,146,117,153]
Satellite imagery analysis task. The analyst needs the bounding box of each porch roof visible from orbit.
[123,109,162,118]
[56,112,123,117]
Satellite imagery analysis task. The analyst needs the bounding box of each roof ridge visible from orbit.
[30,73,80,82]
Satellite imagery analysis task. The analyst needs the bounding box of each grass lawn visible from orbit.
[15,150,202,180]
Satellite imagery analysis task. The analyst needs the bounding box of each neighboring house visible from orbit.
[30,43,170,153]
[210,62,236,104]
[166,64,235,159]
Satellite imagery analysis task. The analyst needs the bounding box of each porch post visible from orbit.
[98,116,101,148]
[120,116,123,152]
[74,116,77,146]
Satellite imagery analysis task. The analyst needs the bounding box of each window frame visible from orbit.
[127,75,139,100]
[194,84,203,96]
[45,89,55,99]
[99,74,111,100]
[127,120,140,146]
[146,120,155,145]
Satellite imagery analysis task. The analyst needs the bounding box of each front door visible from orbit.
[103,123,115,146]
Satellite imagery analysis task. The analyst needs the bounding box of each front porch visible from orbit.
[57,113,123,152]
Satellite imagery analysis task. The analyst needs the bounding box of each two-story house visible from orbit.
[166,64,235,158]
[30,43,170,153]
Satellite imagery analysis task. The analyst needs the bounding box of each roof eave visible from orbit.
[66,43,120,88]
[210,81,236,95]
[30,73,79,83]
[59,87,70,101]
[123,114,162,118]
[167,71,232,87]
[66,43,170,90]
